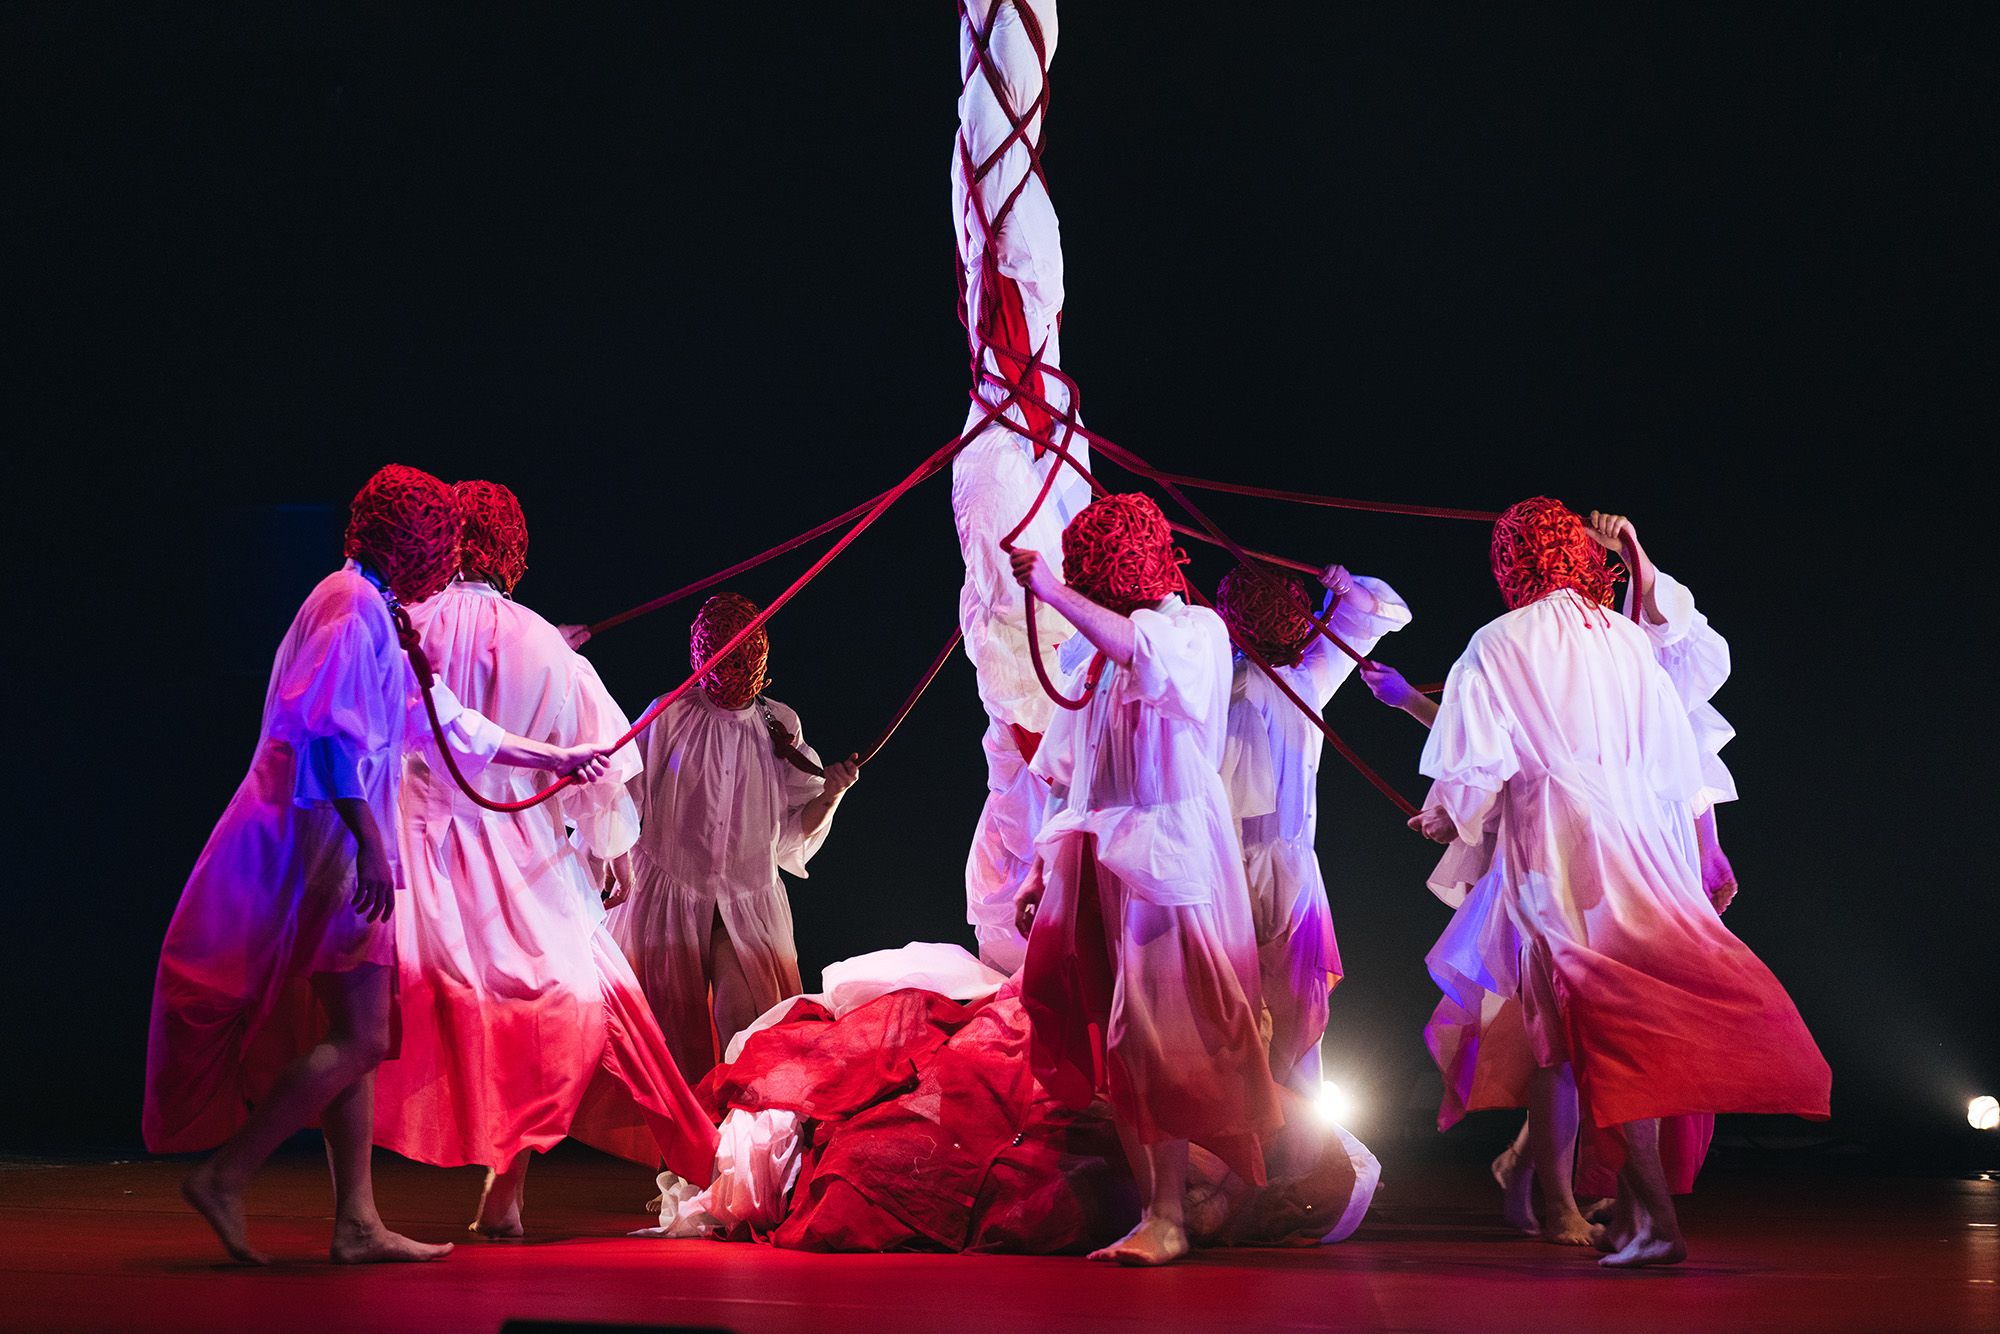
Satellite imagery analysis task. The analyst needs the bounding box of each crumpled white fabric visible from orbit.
[1323,1122,1383,1245]
[634,1108,806,1240]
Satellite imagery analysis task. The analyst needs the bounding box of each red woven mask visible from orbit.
[1490,497,1619,612]
[690,592,771,709]
[1215,563,1318,666]
[455,479,529,593]
[345,464,461,604]
[1060,492,1188,615]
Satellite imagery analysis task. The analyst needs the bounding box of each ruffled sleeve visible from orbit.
[559,654,645,860]
[1628,568,1737,808]
[1128,602,1229,724]
[278,611,388,808]
[1303,574,1413,705]
[1419,646,1520,846]
[773,703,830,878]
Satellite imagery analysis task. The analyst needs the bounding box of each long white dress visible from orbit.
[1020,596,1280,1186]
[609,691,829,1085]
[372,580,716,1181]
[1419,586,1828,1176]
[951,0,1090,977]
[1423,570,1737,1132]
[144,562,500,1153]
[1220,577,1410,1093]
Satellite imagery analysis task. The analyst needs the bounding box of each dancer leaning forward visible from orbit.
[1402,497,1829,1268]
[1009,492,1282,1267]
[143,465,620,1265]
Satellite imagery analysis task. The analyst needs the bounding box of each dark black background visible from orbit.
[4,5,1987,1159]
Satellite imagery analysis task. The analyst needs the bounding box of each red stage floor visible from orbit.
[2,1142,1994,1333]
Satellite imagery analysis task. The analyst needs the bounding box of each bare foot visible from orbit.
[182,1162,270,1266]
[330,1220,454,1264]
[1088,1216,1191,1267]
[1491,1146,1538,1236]
[1599,1229,1686,1269]
[470,1168,525,1239]
[1539,1208,1596,1247]
[1580,1196,1616,1224]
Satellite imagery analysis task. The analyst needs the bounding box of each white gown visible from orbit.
[609,690,829,1085]
[1220,576,1411,1092]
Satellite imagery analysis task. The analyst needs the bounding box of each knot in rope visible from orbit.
[691,592,772,710]
[1490,497,1623,617]
[1060,492,1187,615]
[454,479,529,594]
[345,464,461,605]
[1215,563,1320,667]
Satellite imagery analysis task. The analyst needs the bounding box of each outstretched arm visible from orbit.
[1009,548,1136,666]
[489,733,616,782]
[1360,661,1439,727]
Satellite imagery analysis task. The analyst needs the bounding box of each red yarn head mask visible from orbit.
[455,479,529,594]
[690,592,771,710]
[1215,562,1318,666]
[1489,497,1620,612]
[345,464,461,604]
[1060,493,1188,615]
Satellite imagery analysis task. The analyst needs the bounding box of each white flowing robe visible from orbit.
[372,580,716,1180]
[144,563,501,1154]
[1220,576,1411,1092]
[1419,587,1828,1153]
[609,691,829,1084]
[1020,597,1281,1186]
[952,0,1090,976]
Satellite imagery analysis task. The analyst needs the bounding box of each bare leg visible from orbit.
[1528,1063,1593,1245]
[319,970,452,1264]
[1090,1131,1192,1267]
[1599,1118,1685,1269]
[181,963,398,1265]
[471,1150,530,1238]
[1493,1115,1539,1235]
[708,914,760,1062]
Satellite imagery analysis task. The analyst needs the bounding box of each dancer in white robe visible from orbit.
[951,0,1090,975]
[144,465,616,1266]
[1403,497,1828,1267]
[372,482,718,1237]
[609,593,860,1086]
[1216,562,1410,1094]
[1012,493,1283,1267]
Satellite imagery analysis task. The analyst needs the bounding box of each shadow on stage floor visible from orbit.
[2,1139,1994,1333]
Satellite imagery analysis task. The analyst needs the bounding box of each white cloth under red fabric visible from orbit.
[1419,585,1828,1180]
[1220,576,1410,1094]
[370,580,716,1182]
[1022,597,1279,1185]
[143,564,502,1153]
[952,0,1093,976]
[608,690,829,1085]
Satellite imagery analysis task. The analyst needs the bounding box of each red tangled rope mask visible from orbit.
[690,592,771,710]
[1216,562,1319,666]
[1490,497,1621,612]
[1060,492,1189,615]
[455,479,529,594]
[345,463,461,604]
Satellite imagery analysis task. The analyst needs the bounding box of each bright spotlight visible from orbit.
[1970,1096,2000,1131]
[1316,1079,1358,1128]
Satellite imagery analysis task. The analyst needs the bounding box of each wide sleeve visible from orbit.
[1128,604,1229,724]
[774,708,831,879]
[281,613,385,807]
[1303,574,1413,705]
[1218,669,1278,825]
[405,676,504,781]
[1627,568,1736,807]
[558,655,645,861]
[1419,647,1520,846]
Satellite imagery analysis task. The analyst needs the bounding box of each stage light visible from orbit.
[1316,1079,1358,1127]
[1970,1096,1999,1131]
